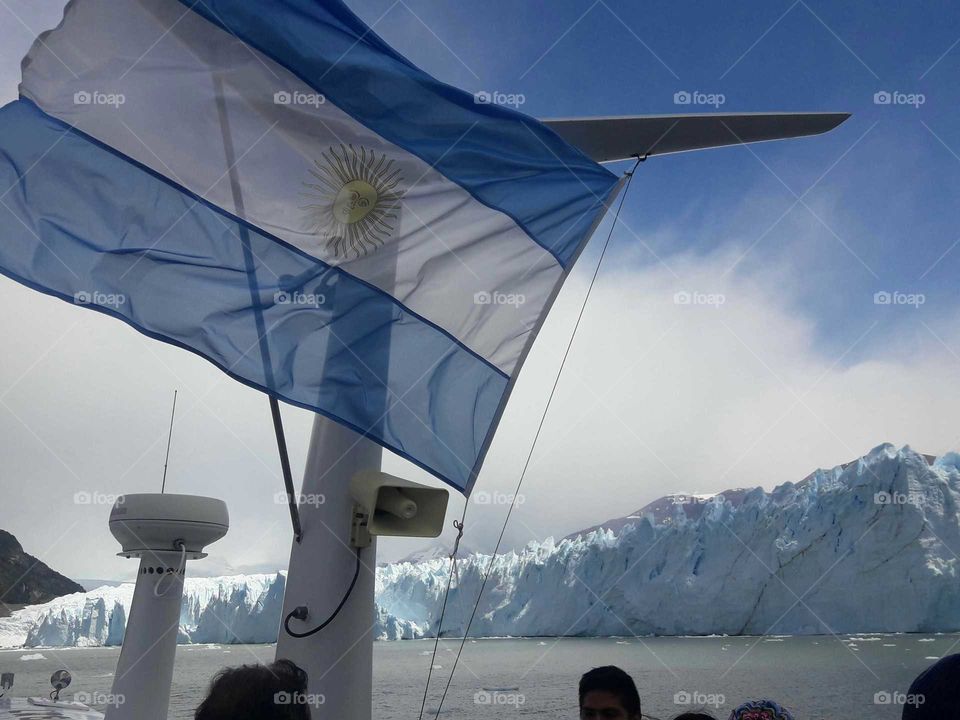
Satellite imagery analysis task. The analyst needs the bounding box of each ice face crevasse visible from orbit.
[2,444,958,646]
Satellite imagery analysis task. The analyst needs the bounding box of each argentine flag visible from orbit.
[0,0,619,493]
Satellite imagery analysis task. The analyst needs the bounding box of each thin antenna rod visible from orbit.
[161,390,178,494]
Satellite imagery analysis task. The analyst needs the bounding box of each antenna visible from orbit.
[161,390,178,494]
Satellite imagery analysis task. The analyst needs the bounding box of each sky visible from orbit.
[1,0,959,581]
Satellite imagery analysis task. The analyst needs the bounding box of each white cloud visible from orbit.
[461,238,960,551]
[4,224,959,578]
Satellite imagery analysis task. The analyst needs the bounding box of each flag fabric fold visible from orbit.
[0,0,619,493]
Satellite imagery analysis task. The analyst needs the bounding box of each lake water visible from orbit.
[1,634,955,719]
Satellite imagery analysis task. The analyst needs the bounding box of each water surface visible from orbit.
[1,634,954,719]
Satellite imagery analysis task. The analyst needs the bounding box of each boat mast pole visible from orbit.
[273,179,396,720]
[210,72,383,719]
[275,419,381,720]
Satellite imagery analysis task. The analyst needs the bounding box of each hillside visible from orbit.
[0,529,84,606]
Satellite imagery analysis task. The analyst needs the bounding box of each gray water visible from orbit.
[1,634,955,719]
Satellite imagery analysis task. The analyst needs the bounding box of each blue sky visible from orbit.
[1,0,960,576]
[350,0,960,354]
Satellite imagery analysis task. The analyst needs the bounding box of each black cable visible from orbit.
[283,547,362,638]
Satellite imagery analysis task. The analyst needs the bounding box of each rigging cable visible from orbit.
[416,519,465,720]
[160,389,178,494]
[420,158,644,720]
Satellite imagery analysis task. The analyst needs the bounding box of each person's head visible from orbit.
[579,666,642,720]
[901,653,960,719]
[727,699,794,720]
[673,714,717,720]
[195,659,310,720]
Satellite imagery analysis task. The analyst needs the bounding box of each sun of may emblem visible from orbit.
[302,144,404,260]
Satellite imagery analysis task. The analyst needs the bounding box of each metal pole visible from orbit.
[104,551,185,720]
[275,419,381,720]
[275,169,399,720]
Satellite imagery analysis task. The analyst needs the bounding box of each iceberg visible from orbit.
[2,444,958,647]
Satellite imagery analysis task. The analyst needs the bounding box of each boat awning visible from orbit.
[541,112,851,163]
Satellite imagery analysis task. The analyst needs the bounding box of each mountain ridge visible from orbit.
[0,529,84,606]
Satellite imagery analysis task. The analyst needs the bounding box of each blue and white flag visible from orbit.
[0,0,619,493]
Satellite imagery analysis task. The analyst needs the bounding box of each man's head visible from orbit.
[195,659,310,720]
[579,666,642,720]
[902,654,960,720]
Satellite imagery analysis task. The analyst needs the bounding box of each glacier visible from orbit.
[0,573,425,648]
[2,443,958,647]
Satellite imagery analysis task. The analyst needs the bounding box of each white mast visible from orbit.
[274,420,381,720]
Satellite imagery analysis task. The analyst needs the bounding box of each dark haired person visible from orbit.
[579,665,642,720]
[674,713,717,720]
[901,653,960,719]
[195,658,311,720]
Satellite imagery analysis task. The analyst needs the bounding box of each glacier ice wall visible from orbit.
[2,444,958,647]
[380,443,960,637]
[0,573,423,648]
